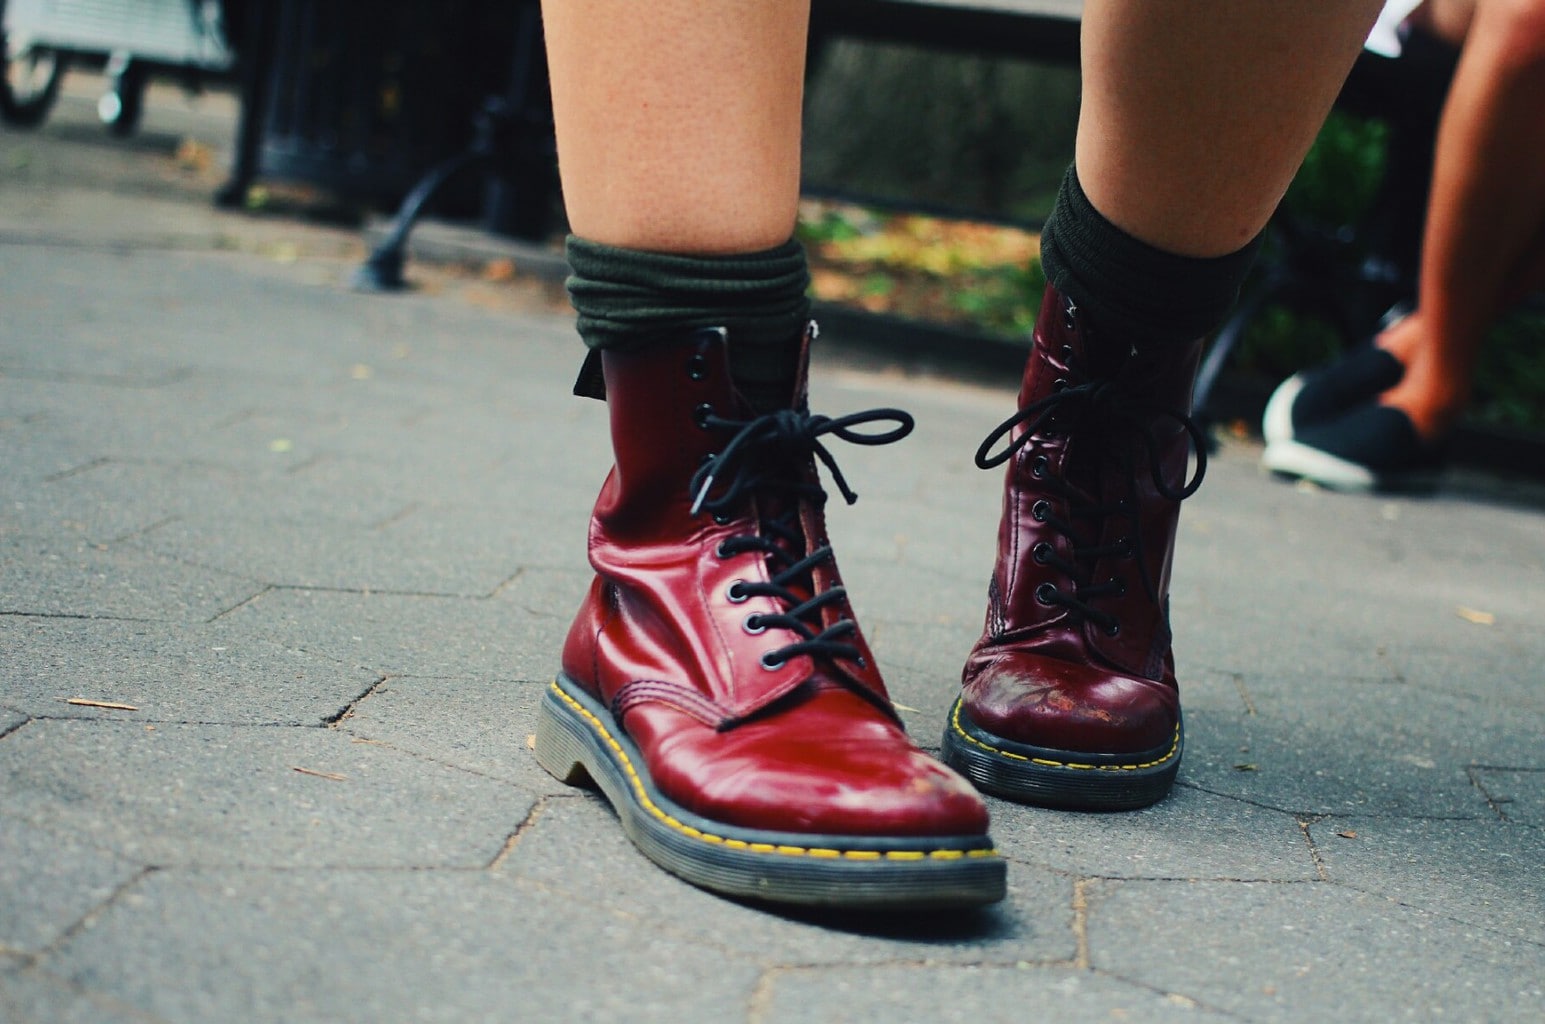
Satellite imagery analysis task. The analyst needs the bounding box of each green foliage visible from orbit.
[950,260,1044,336]
[800,108,1544,433]
[1472,314,1545,430]
[1283,111,1391,226]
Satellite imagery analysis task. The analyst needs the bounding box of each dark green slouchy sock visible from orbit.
[565,236,811,408]
[1038,166,1263,347]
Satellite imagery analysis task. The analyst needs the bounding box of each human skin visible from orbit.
[1378,0,1545,438]
[540,0,1382,260]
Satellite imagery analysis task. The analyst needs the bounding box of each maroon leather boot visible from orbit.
[535,325,1004,907]
[943,285,1208,811]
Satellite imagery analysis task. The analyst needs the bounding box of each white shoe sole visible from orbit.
[1261,373,1306,446]
[1261,438,1377,491]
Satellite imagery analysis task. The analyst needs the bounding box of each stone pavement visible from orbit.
[3,74,1543,1024]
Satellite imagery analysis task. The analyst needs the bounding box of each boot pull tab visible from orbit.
[572,349,607,400]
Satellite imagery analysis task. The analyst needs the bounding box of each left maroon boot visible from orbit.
[536,325,1004,908]
[943,285,1209,810]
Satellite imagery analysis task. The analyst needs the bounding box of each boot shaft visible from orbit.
[980,285,1206,681]
[565,326,897,723]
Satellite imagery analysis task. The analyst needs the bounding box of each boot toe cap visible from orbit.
[961,651,1180,757]
[634,694,990,839]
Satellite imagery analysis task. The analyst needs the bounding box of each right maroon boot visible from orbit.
[943,286,1209,811]
[534,326,1004,908]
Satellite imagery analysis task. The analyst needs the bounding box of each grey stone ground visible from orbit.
[2,75,1542,1024]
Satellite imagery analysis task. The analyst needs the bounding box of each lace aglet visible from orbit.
[689,474,715,517]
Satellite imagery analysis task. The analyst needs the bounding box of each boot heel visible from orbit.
[533,680,597,788]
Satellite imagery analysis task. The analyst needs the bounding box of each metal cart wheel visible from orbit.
[1,32,68,127]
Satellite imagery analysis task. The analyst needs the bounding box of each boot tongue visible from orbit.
[730,341,801,415]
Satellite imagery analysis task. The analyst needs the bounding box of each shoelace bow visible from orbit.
[688,405,914,670]
[974,367,1208,633]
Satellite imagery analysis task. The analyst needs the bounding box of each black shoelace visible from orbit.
[975,368,1207,636]
[689,406,913,670]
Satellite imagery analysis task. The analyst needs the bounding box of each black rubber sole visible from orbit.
[941,697,1181,811]
[534,674,1006,909]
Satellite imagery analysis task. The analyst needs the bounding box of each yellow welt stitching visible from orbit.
[951,700,1180,772]
[549,682,995,863]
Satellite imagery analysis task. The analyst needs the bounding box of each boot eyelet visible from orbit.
[693,403,714,429]
[1060,344,1074,360]
[1052,378,1068,392]
[760,652,785,671]
[1116,537,1134,558]
[713,512,733,526]
[1112,578,1127,597]
[1032,542,1053,565]
[1031,499,1051,522]
[1103,621,1122,638]
[743,614,767,636]
[715,540,733,559]
[686,354,709,381]
[1035,582,1058,605]
[726,580,749,603]
[1030,455,1049,477]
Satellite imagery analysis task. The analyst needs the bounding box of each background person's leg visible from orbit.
[1259,0,1545,488]
[1378,0,1545,438]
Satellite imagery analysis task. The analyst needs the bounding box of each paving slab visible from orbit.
[0,815,145,954]
[215,582,579,681]
[497,795,1077,965]
[1182,669,1533,817]
[756,964,1236,1024]
[988,782,1318,881]
[1089,879,1545,1021]
[0,531,262,622]
[0,721,534,868]
[0,616,380,725]
[3,78,1544,1023]
[1472,767,1545,826]
[45,868,762,1024]
[0,965,162,1024]
[1309,816,1545,944]
[339,674,573,794]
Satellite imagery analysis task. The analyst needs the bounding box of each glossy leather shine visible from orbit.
[960,286,1205,758]
[563,328,988,837]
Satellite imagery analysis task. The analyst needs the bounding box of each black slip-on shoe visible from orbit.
[1262,343,1406,446]
[1261,403,1445,492]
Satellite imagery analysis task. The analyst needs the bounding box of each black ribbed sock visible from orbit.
[1038,166,1263,347]
[565,236,811,410]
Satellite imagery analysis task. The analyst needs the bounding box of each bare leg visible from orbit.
[948,3,1387,811]
[1377,0,1545,438]
[1077,0,1385,257]
[536,0,1005,907]
[540,0,809,255]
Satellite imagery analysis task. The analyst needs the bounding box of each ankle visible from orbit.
[1378,382,1466,441]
